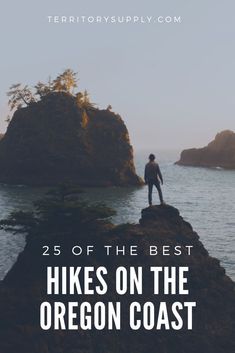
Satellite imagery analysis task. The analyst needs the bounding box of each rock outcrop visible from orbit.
[176,130,235,169]
[0,205,235,353]
[0,92,142,186]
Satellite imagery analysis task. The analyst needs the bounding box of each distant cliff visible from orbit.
[0,205,235,353]
[0,92,142,186]
[176,130,235,169]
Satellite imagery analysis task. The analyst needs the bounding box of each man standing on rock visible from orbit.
[144,154,165,206]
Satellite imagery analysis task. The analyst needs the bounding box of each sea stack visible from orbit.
[176,130,235,169]
[0,92,143,186]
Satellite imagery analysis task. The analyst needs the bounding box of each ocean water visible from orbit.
[0,150,234,281]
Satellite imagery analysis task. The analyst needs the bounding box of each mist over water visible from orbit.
[0,150,234,280]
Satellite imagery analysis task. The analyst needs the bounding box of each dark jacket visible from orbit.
[144,161,163,184]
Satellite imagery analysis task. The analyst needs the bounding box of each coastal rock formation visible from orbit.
[0,205,235,353]
[0,92,142,186]
[176,130,235,169]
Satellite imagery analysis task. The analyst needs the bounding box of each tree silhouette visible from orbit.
[52,69,78,94]
[0,184,115,236]
[75,91,84,107]
[34,77,53,98]
[76,90,96,109]
[75,90,96,128]
[6,69,100,124]
[7,84,36,111]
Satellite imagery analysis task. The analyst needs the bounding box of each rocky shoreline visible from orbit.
[0,204,235,353]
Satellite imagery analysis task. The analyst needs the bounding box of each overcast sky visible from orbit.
[1,0,235,150]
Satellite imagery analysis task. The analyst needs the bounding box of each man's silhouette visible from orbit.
[144,154,164,206]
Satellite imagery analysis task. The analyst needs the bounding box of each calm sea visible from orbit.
[0,150,234,280]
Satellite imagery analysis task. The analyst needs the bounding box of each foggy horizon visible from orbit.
[1,0,235,150]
